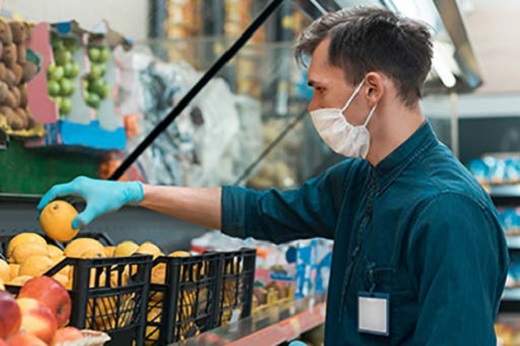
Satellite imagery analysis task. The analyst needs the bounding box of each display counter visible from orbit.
[182,294,326,346]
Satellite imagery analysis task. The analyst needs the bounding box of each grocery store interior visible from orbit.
[0,0,519,345]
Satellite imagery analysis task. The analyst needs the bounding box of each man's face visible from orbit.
[307,38,367,126]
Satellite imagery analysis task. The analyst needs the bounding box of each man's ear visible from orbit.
[364,72,385,107]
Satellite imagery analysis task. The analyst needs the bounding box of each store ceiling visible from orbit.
[296,0,520,95]
[462,2,520,94]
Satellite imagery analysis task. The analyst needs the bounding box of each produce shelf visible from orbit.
[506,236,520,250]
[181,294,326,346]
[489,184,520,198]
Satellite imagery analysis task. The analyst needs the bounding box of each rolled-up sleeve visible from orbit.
[221,162,352,244]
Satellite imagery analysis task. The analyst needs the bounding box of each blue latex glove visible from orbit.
[37,176,144,229]
[288,341,308,346]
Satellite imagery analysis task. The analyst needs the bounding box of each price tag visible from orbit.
[230,308,241,323]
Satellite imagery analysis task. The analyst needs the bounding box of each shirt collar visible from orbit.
[372,121,438,194]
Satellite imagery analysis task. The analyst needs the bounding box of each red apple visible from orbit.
[18,276,72,327]
[17,298,57,344]
[0,290,21,338]
[6,331,47,346]
[0,338,7,345]
[51,326,83,345]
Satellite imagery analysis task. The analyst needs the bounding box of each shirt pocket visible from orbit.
[370,267,417,345]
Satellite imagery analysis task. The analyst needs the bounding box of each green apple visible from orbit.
[89,63,106,79]
[49,65,65,81]
[54,49,72,66]
[59,97,72,114]
[60,78,75,96]
[85,92,100,109]
[47,80,61,97]
[50,35,64,51]
[88,47,101,62]
[47,63,57,79]
[54,96,64,109]
[63,38,76,53]
[99,48,110,63]
[63,62,80,78]
[99,82,110,99]
[88,79,107,96]
[70,62,80,78]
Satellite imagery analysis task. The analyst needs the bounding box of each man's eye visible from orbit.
[315,87,324,94]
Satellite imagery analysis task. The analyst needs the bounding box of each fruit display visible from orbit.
[252,281,295,313]
[0,18,39,134]
[1,198,256,345]
[0,230,153,345]
[83,45,111,110]
[46,31,80,118]
[0,276,109,345]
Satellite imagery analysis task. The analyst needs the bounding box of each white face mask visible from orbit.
[310,78,377,158]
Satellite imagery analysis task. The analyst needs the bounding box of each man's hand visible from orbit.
[37,176,143,229]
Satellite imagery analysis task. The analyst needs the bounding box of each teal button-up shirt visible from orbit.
[221,122,508,345]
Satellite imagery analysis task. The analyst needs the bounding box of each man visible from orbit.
[38,7,508,345]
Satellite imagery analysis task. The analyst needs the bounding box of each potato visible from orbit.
[17,44,26,63]
[21,61,38,83]
[9,22,26,44]
[2,107,23,130]
[2,43,17,67]
[0,19,13,45]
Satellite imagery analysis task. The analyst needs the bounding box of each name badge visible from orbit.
[358,291,390,336]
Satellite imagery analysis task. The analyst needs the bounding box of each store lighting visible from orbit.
[297,0,483,92]
[308,0,328,14]
[432,42,458,88]
[388,0,439,28]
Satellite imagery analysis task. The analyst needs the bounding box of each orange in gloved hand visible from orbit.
[39,200,79,242]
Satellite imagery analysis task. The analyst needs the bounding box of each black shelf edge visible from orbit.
[500,289,520,313]
[506,236,520,251]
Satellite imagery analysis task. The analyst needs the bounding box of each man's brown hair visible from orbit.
[295,7,433,107]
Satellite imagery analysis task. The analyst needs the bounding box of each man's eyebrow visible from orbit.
[307,80,316,87]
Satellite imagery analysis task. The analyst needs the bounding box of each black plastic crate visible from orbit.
[145,252,220,345]
[6,254,153,346]
[47,255,152,346]
[214,248,256,327]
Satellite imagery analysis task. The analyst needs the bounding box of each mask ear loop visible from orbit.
[363,103,378,127]
[340,77,367,113]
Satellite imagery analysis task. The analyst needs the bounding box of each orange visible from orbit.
[47,244,64,260]
[7,232,47,258]
[64,238,104,258]
[10,242,49,264]
[52,273,70,289]
[136,241,163,259]
[8,263,20,279]
[169,250,191,258]
[114,240,139,257]
[39,200,79,242]
[104,246,115,257]
[19,255,54,276]
[0,259,9,282]
[8,275,33,286]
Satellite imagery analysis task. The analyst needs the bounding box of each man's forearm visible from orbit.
[139,185,222,230]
